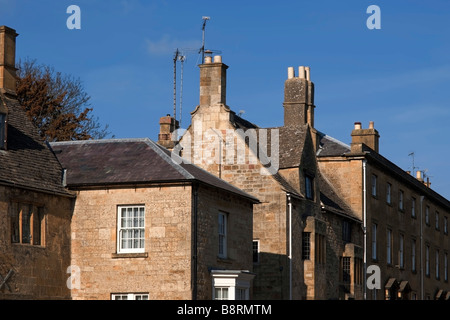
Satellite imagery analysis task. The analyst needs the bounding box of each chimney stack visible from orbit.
[0,26,18,95]
[199,55,228,107]
[283,65,315,128]
[351,121,380,153]
[157,114,179,150]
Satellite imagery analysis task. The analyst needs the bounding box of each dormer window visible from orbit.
[0,112,6,150]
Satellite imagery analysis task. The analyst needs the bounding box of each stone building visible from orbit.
[163,55,363,299]
[162,52,450,300]
[50,138,257,300]
[318,122,450,300]
[0,26,74,300]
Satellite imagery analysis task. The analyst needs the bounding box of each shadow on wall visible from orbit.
[252,252,307,300]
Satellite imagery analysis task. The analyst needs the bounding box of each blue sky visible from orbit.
[2,0,450,199]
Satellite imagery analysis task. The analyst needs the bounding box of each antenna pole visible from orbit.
[173,48,179,120]
[201,16,210,64]
[179,55,185,127]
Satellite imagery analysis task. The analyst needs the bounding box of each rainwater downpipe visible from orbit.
[420,195,424,300]
[287,193,292,300]
[363,159,367,300]
[192,183,199,300]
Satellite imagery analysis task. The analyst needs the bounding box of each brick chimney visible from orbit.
[199,54,228,107]
[157,114,179,150]
[283,66,315,128]
[351,121,380,153]
[0,26,18,95]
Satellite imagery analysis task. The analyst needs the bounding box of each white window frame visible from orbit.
[214,287,229,300]
[211,270,254,300]
[117,205,145,254]
[111,293,149,300]
[218,212,228,258]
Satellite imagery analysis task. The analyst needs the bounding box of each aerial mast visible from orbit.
[173,48,179,120]
[178,54,186,127]
[200,16,210,64]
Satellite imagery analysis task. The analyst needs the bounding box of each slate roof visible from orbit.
[50,138,259,203]
[317,132,351,157]
[0,92,72,196]
[277,125,309,169]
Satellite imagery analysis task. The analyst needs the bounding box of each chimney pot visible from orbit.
[354,122,362,130]
[204,56,212,64]
[298,66,305,79]
[287,67,295,79]
[213,55,222,63]
[305,66,310,81]
[416,170,423,181]
[369,121,375,129]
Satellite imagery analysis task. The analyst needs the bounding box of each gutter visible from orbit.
[0,179,75,198]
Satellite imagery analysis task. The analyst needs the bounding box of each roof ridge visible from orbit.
[50,138,150,146]
[320,132,351,149]
[142,138,195,180]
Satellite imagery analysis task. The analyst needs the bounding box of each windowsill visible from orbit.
[112,252,148,259]
[12,243,46,249]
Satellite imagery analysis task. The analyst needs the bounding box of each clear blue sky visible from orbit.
[2,0,450,199]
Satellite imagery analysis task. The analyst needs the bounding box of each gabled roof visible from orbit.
[318,171,360,222]
[0,92,72,196]
[316,129,450,210]
[50,138,259,203]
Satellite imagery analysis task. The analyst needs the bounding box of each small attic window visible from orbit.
[0,112,6,150]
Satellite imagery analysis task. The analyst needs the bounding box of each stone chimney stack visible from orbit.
[157,114,179,150]
[0,26,18,95]
[351,121,380,153]
[283,65,315,128]
[199,54,228,107]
